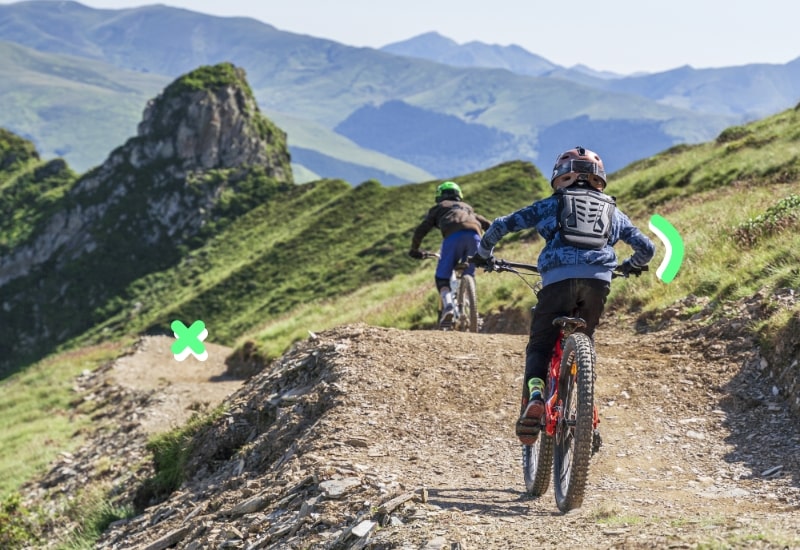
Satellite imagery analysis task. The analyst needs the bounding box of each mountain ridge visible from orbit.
[0,1,780,180]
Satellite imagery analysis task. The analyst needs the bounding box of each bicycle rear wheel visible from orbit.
[553,332,595,512]
[456,274,478,332]
[523,432,554,496]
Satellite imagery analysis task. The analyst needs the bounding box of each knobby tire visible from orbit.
[523,432,554,496]
[553,332,595,512]
[456,274,478,333]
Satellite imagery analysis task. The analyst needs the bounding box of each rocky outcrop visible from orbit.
[0,62,293,370]
[132,65,289,176]
[0,63,291,287]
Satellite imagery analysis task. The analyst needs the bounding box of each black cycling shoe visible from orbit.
[516,397,544,445]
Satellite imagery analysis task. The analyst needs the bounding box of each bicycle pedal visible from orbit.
[516,418,541,446]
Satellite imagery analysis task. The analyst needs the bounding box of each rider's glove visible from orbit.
[408,249,424,260]
[618,258,646,277]
[470,253,495,271]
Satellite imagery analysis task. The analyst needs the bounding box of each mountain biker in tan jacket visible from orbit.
[409,181,491,328]
[472,146,656,445]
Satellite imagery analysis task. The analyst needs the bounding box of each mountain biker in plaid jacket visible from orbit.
[409,181,491,328]
[472,146,656,445]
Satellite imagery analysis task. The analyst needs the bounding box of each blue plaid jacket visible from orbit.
[477,194,656,287]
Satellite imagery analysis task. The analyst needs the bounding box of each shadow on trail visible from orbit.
[426,486,562,518]
[718,351,800,491]
[681,309,800,492]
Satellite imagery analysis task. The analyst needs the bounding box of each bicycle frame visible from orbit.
[419,251,479,332]
[544,336,564,437]
[543,323,600,438]
[480,256,639,511]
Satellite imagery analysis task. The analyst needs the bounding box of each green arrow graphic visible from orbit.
[648,215,684,284]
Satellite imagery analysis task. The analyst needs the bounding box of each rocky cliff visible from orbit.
[0,62,293,372]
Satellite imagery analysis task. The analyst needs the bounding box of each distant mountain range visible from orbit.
[0,1,798,183]
[380,31,627,80]
[381,31,800,119]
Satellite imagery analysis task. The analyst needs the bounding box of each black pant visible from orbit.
[523,278,610,402]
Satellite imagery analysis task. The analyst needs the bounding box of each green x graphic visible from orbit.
[171,320,207,355]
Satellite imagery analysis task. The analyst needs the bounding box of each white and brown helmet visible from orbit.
[550,146,607,190]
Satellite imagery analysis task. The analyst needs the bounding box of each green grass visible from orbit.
[136,405,226,506]
[0,493,41,549]
[0,342,127,498]
[55,489,136,550]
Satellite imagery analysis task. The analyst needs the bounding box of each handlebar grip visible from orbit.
[495,259,538,273]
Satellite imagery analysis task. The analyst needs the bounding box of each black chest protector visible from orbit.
[556,187,616,249]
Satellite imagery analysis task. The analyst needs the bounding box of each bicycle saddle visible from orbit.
[553,316,587,331]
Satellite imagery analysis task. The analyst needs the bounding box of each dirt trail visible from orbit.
[298,320,800,549]
[82,307,800,550]
[109,336,242,435]
[25,302,800,549]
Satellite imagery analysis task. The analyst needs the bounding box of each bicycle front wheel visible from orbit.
[523,432,554,496]
[456,274,478,332]
[553,332,596,512]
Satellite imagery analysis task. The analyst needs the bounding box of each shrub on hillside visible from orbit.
[0,493,39,549]
[733,194,800,247]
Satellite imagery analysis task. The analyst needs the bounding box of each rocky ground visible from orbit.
[22,299,800,549]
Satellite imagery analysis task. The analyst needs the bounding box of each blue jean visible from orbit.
[435,229,481,285]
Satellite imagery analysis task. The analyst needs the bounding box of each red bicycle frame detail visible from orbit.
[544,335,564,437]
[543,330,600,437]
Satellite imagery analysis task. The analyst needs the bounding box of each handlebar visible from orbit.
[419,251,647,279]
[470,256,647,279]
[492,258,538,274]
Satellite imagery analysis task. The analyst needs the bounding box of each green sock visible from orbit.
[527,377,544,397]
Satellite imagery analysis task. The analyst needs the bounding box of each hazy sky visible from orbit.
[8,0,800,74]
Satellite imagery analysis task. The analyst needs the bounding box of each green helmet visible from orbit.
[435,181,462,202]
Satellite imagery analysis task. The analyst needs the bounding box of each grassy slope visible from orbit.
[605,106,800,317]
[70,161,545,354]
[0,341,126,497]
[0,41,168,173]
